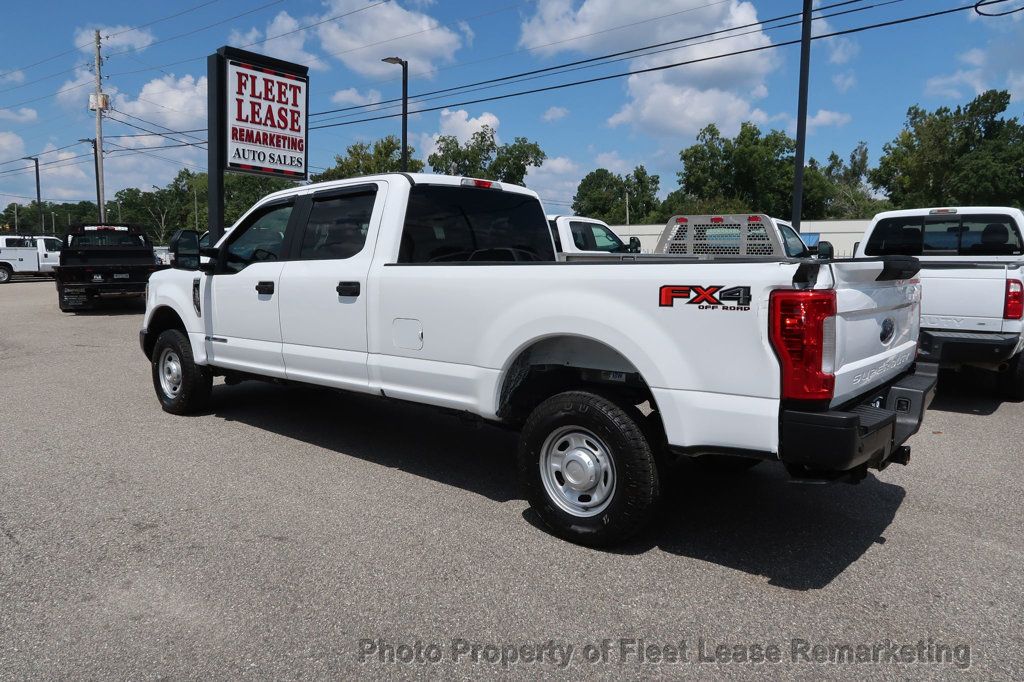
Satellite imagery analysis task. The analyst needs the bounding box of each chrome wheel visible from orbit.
[158,347,183,399]
[539,426,616,517]
[0,268,10,283]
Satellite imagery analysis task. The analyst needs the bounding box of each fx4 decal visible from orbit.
[659,285,752,310]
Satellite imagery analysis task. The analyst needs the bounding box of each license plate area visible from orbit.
[113,273,129,280]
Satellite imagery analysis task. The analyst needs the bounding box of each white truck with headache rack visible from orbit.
[856,207,1024,399]
[141,174,936,546]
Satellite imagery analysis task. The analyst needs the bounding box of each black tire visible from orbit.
[151,329,212,415]
[693,455,760,474]
[518,390,661,547]
[998,355,1024,402]
[0,265,11,284]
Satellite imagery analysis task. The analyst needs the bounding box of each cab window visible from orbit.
[866,215,1023,256]
[298,190,376,260]
[570,221,626,253]
[777,222,809,257]
[224,202,293,273]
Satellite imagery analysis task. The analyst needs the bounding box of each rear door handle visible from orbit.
[336,281,360,297]
[255,281,275,295]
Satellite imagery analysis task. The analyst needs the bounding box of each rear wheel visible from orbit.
[998,355,1024,402]
[151,329,212,414]
[518,390,661,546]
[0,265,11,284]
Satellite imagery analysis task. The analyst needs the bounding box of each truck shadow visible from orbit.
[928,369,1004,416]
[642,463,905,590]
[212,381,905,591]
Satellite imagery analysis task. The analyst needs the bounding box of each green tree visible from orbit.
[624,165,661,223]
[870,90,1024,208]
[428,125,546,184]
[311,135,424,182]
[571,168,627,223]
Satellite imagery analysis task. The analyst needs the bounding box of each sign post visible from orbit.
[207,46,309,242]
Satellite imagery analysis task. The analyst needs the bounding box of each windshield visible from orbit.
[865,215,1023,256]
[777,222,810,257]
[69,233,150,248]
[399,185,554,263]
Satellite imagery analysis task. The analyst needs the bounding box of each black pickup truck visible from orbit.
[54,224,166,311]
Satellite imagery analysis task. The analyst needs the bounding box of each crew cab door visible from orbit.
[39,237,62,273]
[278,184,381,392]
[207,199,297,378]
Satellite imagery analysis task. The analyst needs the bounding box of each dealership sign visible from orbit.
[226,59,308,177]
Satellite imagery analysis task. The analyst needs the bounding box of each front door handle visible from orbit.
[336,281,360,297]
[255,281,275,295]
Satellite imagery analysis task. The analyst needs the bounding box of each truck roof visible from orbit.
[871,206,1024,222]
[260,173,540,204]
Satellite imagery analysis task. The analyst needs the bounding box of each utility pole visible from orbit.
[790,0,813,233]
[92,30,108,223]
[382,57,409,171]
[13,203,17,231]
[21,156,41,232]
[625,191,630,226]
[193,183,199,230]
[50,212,55,235]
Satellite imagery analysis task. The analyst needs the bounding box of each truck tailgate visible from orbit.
[829,261,921,406]
[917,264,1008,332]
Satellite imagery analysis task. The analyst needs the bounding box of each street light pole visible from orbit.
[21,156,41,233]
[382,57,409,172]
[790,0,814,233]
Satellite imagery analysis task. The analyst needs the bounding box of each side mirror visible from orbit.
[853,241,860,256]
[169,229,201,271]
[628,236,641,253]
[816,240,834,260]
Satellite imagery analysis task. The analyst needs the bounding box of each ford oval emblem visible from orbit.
[880,318,896,344]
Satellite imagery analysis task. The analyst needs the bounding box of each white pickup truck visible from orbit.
[547,215,640,257]
[0,235,64,282]
[140,174,936,545]
[856,207,1024,399]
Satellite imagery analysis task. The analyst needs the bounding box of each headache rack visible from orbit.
[654,214,784,259]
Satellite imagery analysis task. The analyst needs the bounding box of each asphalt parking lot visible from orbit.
[1,279,1022,679]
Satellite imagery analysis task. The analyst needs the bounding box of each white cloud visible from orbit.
[525,155,581,209]
[0,131,26,160]
[112,74,207,130]
[330,87,382,106]
[73,25,154,55]
[832,70,856,93]
[520,0,780,138]
[806,109,851,131]
[542,106,569,122]
[924,69,987,100]
[827,37,859,65]
[0,70,25,85]
[229,11,328,71]
[959,48,987,67]
[55,67,98,108]
[594,151,631,174]
[417,108,500,161]
[457,20,475,47]
[0,108,38,124]
[1009,71,1024,102]
[317,0,463,79]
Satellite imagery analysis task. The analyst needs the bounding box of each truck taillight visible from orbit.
[1005,279,1023,320]
[769,290,837,401]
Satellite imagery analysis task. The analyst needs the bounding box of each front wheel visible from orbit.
[151,329,212,414]
[0,265,11,284]
[518,391,661,546]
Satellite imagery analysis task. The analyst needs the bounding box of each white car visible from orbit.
[856,207,1024,399]
[140,174,936,545]
[546,215,639,257]
[0,235,63,282]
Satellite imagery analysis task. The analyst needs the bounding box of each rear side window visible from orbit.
[69,233,148,247]
[866,215,1023,256]
[398,185,555,263]
[298,190,376,260]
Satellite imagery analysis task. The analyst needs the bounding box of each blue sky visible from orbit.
[0,0,1022,213]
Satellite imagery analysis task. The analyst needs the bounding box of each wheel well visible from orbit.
[144,306,186,359]
[498,336,662,430]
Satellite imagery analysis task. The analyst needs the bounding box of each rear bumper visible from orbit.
[779,362,938,475]
[918,329,1020,365]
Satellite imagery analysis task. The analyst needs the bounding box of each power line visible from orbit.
[105,0,392,78]
[309,2,980,132]
[108,108,207,145]
[309,0,876,119]
[0,0,227,81]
